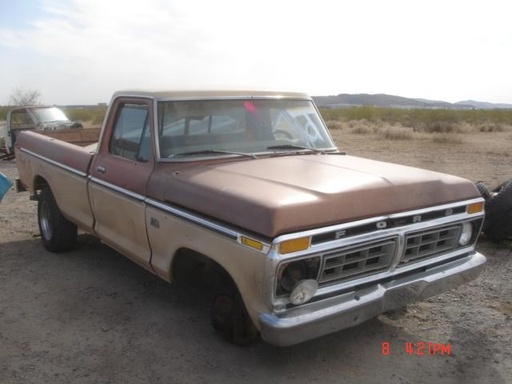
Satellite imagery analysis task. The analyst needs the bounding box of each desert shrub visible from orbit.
[346,120,366,129]
[379,126,414,140]
[319,107,512,132]
[63,106,107,126]
[350,120,376,135]
[419,121,458,133]
[478,123,506,132]
[452,122,474,134]
[0,106,8,121]
[351,126,372,135]
[415,121,475,134]
[325,120,344,130]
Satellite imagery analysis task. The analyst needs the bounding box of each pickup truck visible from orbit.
[4,105,99,156]
[14,90,486,346]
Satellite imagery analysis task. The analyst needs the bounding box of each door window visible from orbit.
[110,104,150,162]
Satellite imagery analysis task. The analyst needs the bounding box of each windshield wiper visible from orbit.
[266,145,346,155]
[169,149,257,159]
[266,144,326,154]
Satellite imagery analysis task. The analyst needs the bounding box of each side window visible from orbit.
[110,104,150,162]
[11,111,34,129]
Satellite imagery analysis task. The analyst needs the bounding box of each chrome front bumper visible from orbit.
[259,251,486,346]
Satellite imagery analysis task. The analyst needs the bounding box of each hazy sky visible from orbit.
[1,0,511,105]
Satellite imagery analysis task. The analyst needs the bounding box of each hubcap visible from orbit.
[40,200,53,240]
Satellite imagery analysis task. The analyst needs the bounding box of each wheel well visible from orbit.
[33,176,49,194]
[171,248,233,288]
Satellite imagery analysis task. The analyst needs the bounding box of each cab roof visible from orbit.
[111,89,312,101]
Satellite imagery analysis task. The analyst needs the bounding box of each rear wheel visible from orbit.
[38,187,77,252]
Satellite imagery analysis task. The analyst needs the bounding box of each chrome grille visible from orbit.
[401,225,461,264]
[319,239,396,286]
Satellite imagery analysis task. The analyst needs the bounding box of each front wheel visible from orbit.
[38,187,77,252]
[211,280,259,346]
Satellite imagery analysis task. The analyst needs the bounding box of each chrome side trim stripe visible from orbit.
[20,148,88,178]
[145,198,239,240]
[88,177,256,243]
[89,177,145,202]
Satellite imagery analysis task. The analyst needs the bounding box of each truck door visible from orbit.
[6,109,36,154]
[88,98,154,270]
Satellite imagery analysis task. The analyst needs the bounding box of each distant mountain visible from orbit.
[313,94,511,110]
[455,100,512,109]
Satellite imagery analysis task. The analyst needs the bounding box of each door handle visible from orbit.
[96,165,106,174]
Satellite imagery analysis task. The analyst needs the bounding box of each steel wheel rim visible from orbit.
[40,200,53,240]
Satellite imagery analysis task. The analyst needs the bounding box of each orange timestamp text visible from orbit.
[381,341,451,356]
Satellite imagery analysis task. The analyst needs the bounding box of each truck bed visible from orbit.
[37,127,101,147]
[16,130,95,178]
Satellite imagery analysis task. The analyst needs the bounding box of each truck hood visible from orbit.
[148,155,479,238]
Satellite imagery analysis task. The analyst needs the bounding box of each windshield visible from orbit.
[157,99,336,158]
[30,107,70,123]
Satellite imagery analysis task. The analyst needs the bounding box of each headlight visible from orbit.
[279,260,308,292]
[459,222,473,246]
[290,280,318,305]
[276,257,320,304]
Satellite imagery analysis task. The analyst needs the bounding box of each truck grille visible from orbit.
[319,239,397,286]
[401,225,461,264]
[312,223,467,287]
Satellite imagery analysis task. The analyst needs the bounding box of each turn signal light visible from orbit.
[279,237,310,254]
[240,236,264,251]
[467,202,484,214]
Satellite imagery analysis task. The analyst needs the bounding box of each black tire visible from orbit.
[492,180,512,195]
[475,181,492,200]
[483,179,512,242]
[211,279,259,346]
[38,187,77,252]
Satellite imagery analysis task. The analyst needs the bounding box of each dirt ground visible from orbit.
[0,129,511,384]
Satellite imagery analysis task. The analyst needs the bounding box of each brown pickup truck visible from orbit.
[15,90,486,346]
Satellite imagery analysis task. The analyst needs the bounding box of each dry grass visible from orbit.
[63,106,107,126]
[379,126,414,141]
[324,116,504,145]
[325,120,345,131]
[320,107,512,149]
[327,115,511,191]
[326,112,512,147]
[432,133,464,144]
[341,120,459,143]
[478,123,511,132]
[351,124,375,135]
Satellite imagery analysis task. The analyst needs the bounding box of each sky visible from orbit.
[0,0,511,105]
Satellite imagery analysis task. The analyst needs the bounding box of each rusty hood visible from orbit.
[148,155,479,238]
